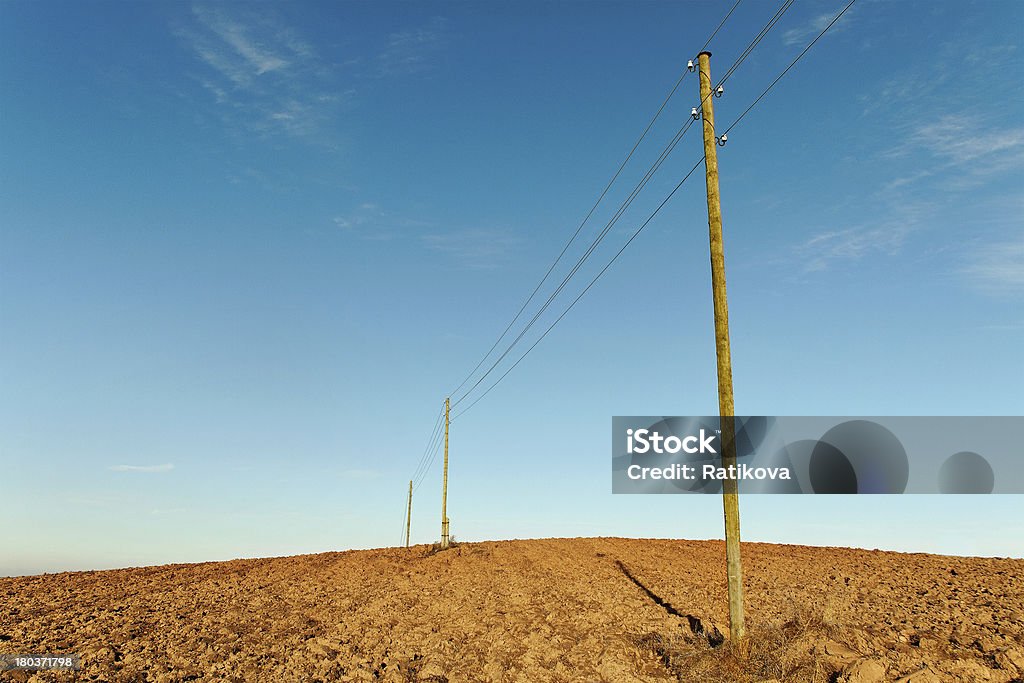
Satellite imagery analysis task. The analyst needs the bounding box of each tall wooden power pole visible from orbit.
[441,397,451,548]
[697,50,745,641]
[405,479,413,548]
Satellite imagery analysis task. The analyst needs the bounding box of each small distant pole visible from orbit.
[697,50,745,641]
[405,479,413,548]
[440,397,451,549]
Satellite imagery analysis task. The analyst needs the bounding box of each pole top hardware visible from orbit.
[715,85,724,98]
[691,107,700,120]
[717,133,728,147]
[687,59,696,72]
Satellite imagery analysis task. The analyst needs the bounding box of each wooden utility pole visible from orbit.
[440,397,451,548]
[696,50,745,641]
[405,479,413,548]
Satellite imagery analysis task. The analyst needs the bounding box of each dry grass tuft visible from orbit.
[633,603,846,682]
[424,538,461,556]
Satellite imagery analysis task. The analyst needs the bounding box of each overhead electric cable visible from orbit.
[411,426,444,490]
[413,434,445,492]
[724,0,857,136]
[445,0,747,402]
[398,0,859,550]
[450,115,701,409]
[450,0,855,421]
[450,0,798,412]
[701,0,747,53]
[717,0,797,88]
[409,404,445,486]
[452,155,708,422]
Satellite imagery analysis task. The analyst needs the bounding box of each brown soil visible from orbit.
[1,538,1022,682]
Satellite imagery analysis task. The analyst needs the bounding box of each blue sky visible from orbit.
[1,0,1022,576]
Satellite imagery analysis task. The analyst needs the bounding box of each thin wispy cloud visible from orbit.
[332,203,432,240]
[331,205,517,267]
[375,17,448,77]
[782,6,855,47]
[797,221,914,273]
[175,5,350,141]
[908,116,1024,166]
[869,40,1024,190]
[884,115,1024,191]
[420,228,521,270]
[791,197,934,273]
[108,463,175,473]
[962,238,1024,295]
[333,202,386,230]
[175,9,449,147]
[862,67,951,117]
[863,41,1019,118]
[186,6,294,85]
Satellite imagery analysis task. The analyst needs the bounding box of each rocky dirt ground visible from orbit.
[1,538,1022,682]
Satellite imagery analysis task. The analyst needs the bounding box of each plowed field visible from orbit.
[2,538,1022,682]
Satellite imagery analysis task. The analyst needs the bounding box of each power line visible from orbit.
[409,404,444,486]
[396,0,857,548]
[413,433,445,492]
[452,154,708,422]
[450,115,701,409]
[444,83,687,402]
[701,0,747,53]
[450,0,852,421]
[450,0,797,413]
[412,416,444,489]
[724,0,857,136]
[445,0,748,403]
[717,0,797,88]
[413,0,779,482]
[409,401,447,494]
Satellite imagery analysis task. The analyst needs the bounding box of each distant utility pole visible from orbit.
[696,50,745,641]
[441,397,451,549]
[405,479,413,548]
